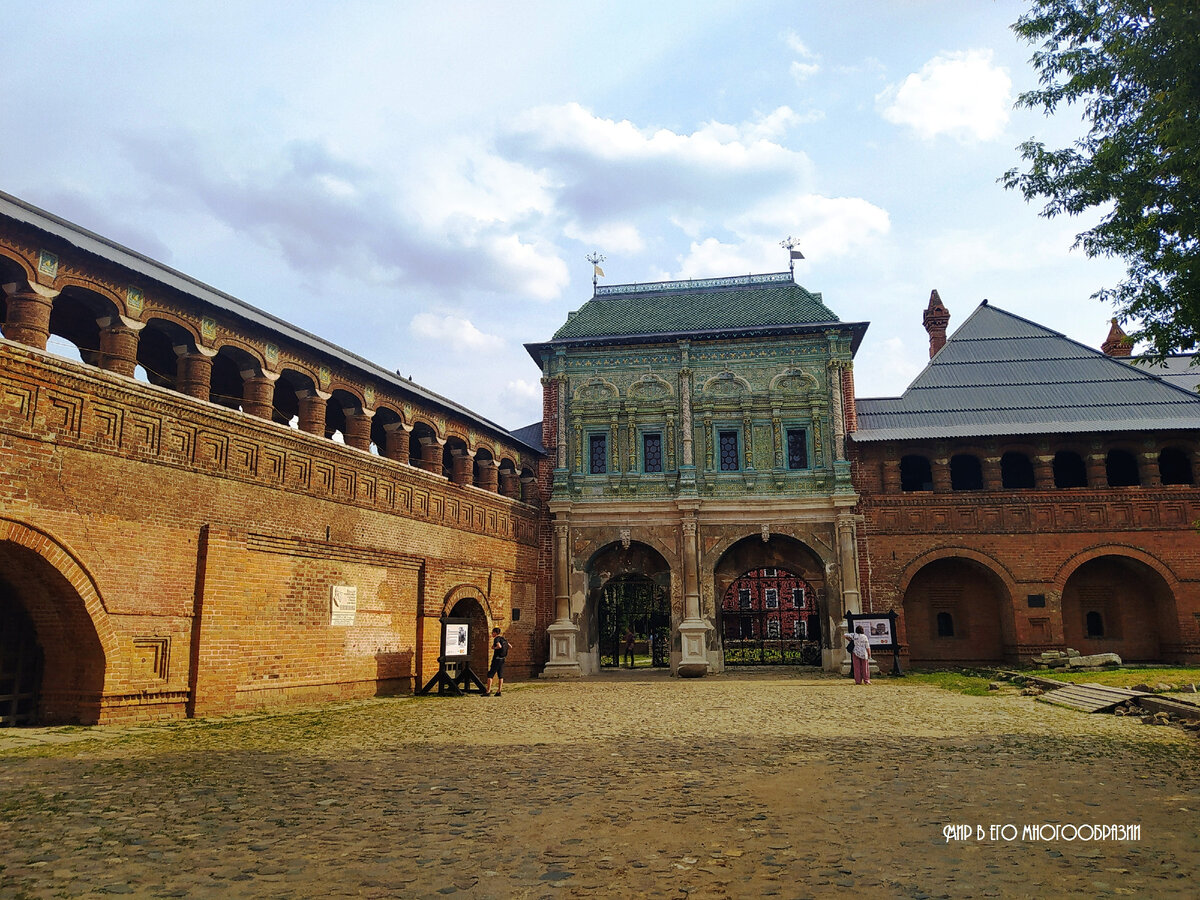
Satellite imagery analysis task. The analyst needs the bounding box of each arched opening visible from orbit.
[136,317,195,391]
[447,595,491,677]
[902,557,1010,665]
[0,540,107,725]
[519,467,540,504]
[209,345,261,412]
[584,542,671,673]
[900,454,933,492]
[1053,451,1088,488]
[274,369,316,428]
[46,287,116,367]
[714,535,827,667]
[1000,452,1035,489]
[1159,447,1193,486]
[950,454,983,491]
[410,422,440,473]
[370,407,404,458]
[1106,449,1140,487]
[1062,556,1173,661]
[444,436,469,484]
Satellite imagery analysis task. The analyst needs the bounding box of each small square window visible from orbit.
[764,588,779,609]
[1027,593,1046,608]
[719,430,740,471]
[589,434,607,474]
[786,428,808,469]
[643,432,663,473]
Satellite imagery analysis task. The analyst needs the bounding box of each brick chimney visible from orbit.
[922,289,951,358]
[1101,318,1133,357]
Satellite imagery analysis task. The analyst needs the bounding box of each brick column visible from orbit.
[521,475,540,504]
[982,455,1002,491]
[1,283,59,349]
[241,372,277,420]
[418,437,444,474]
[342,408,373,451]
[298,392,328,435]
[476,458,500,492]
[1034,454,1054,489]
[96,318,143,376]
[383,422,411,463]
[1086,452,1107,488]
[882,456,902,493]
[499,469,521,498]
[931,456,952,493]
[450,449,475,486]
[175,347,215,400]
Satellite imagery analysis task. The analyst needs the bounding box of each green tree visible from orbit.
[1003,1,1200,357]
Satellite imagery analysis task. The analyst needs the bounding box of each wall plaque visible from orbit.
[330,585,357,626]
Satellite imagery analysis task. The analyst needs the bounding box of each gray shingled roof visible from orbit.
[1124,354,1200,393]
[853,302,1200,442]
[0,190,541,453]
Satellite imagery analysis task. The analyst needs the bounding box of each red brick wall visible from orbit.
[0,344,541,722]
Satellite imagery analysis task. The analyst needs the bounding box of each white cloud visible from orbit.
[877,49,1012,143]
[791,61,820,83]
[410,313,504,351]
[564,220,645,254]
[784,31,815,58]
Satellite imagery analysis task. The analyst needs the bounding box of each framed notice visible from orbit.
[845,610,902,676]
[330,585,357,626]
[858,616,894,647]
[442,617,470,657]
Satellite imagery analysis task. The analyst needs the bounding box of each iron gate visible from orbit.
[1,592,42,726]
[721,567,822,666]
[598,574,670,668]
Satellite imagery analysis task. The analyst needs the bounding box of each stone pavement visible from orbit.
[1,671,1197,899]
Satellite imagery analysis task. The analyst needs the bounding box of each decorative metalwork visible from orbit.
[643,432,663,473]
[721,567,822,666]
[719,430,739,471]
[597,271,791,297]
[589,433,607,474]
[597,575,670,669]
[787,428,809,469]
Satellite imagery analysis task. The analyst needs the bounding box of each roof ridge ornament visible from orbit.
[586,251,606,296]
[780,236,804,278]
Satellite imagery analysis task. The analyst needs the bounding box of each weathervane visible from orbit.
[780,236,804,276]
[587,251,606,295]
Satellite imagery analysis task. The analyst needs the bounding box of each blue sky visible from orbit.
[3,1,1128,429]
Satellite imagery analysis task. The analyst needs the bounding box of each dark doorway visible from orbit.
[1,589,43,726]
[597,574,669,669]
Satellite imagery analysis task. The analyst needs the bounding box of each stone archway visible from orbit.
[902,557,1012,665]
[713,535,828,667]
[0,525,111,725]
[1062,556,1173,661]
[446,593,491,677]
[583,542,672,675]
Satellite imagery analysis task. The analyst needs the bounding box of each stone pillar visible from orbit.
[677,513,710,677]
[342,408,373,451]
[1,283,60,349]
[418,436,444,474]
[450,449,475,486]
[679,349,695,469]
[829,361,846,461]
[383,422,411,463]
[175,346,215,400]
[298,392,328,435]
[241,371,277,420]
[96,316,144,376]
[833,515,862,674]
[555,370,568,471]
[543,520,581,677]
[477,458,500,493]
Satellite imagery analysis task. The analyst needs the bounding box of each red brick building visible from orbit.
[851,295,1200,666]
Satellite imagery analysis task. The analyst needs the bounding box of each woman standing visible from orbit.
[849,625,872,685]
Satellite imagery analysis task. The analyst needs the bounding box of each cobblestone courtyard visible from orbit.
[1,672,1197,899]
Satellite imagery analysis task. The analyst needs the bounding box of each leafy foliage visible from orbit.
[1003,1,1200,356]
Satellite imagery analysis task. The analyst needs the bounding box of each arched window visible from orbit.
[936,612,955,637]
[1085,611,1104,638]
[950,454,983,490]
[1106,449,1140,487]
[1159,447,1194,486]
[1053,451,1088,488]
[1000,452,1035,489]
[900,455,933,492]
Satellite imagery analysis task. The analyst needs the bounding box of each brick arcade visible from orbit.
[1,191,1198,725]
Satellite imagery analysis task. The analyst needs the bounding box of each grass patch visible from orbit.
[903,669,999,696]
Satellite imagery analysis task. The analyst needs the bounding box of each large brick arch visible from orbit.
[899,548,1017,666]
[0,517,119,724]
[1052,543,1180,592]
[442,583,493,675]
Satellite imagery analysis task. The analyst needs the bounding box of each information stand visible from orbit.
[845,610,902,676]
[418,617,488,696]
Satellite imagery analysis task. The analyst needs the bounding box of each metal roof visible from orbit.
[853,302,1200,442]
[0,190,541,453]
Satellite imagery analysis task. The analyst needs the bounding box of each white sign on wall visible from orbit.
[330,585,358,626]
[444,622,470,657]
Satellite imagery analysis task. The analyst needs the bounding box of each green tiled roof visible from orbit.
[550,272,842,340]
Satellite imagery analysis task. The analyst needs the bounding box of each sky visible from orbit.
[2,0,1131,431]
